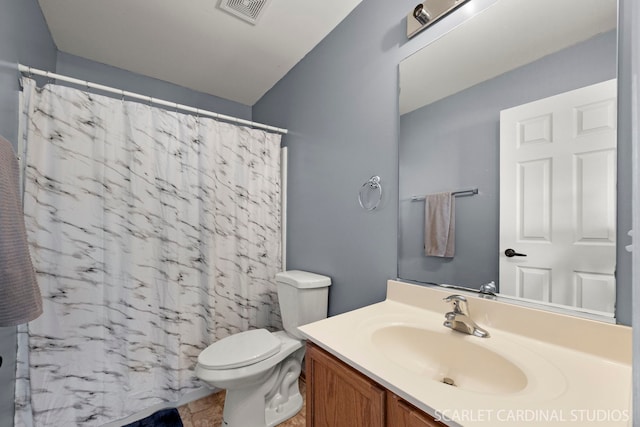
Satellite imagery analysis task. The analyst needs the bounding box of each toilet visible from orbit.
[194,270,331,427]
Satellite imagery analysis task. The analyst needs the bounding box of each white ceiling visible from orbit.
[38,0,363,106]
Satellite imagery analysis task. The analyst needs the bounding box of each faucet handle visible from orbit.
[443,294,469,314]
[443,294,467,303]
[479,281,497,296]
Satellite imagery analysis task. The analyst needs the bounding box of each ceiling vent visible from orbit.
[218,0,271,25]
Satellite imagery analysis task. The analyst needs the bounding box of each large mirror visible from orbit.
[398,0,619,320]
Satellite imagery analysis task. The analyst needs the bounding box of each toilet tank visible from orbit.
[276,270,331,339]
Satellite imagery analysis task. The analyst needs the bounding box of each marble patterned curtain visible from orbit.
[14,78,282,426]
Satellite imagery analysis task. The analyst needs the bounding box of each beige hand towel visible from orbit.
[0,135,42,326]
[424,192,455,258]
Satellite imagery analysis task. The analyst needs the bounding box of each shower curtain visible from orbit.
[14,78,283,426]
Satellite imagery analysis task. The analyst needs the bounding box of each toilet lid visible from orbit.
[198,329,281,370]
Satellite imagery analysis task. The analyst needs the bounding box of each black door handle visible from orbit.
[505,248,527,258]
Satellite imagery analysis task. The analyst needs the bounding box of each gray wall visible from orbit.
[252,0,634,324]
[252,0,499,316]
[0,1,56,426]
[0,0,56,144]
[616,0,635,331]
[398,32,617,290]
[56,52,252,121]
[252,0,418,315]
[251,0,498,317]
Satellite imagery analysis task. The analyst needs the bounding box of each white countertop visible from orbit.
[299,280,632,427]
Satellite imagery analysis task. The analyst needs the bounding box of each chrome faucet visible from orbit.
[443,294,490,338]
[478,281,497,296]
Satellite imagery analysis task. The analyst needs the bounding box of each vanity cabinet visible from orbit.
[305,342,444,427]
[305,341,385,427]
[387,393,444,427]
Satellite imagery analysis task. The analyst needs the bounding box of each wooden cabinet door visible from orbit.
[387,392,445,427]
[306,342,385,427]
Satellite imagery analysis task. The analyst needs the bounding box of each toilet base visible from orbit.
[221,346,305,427]
[265,391,302,427]
[222,386,302,427]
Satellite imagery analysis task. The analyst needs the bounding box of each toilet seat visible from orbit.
[198,329,281,370]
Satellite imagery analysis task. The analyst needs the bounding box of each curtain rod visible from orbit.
[18,64,288,135]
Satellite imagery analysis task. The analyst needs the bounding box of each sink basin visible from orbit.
[371,325,528,395]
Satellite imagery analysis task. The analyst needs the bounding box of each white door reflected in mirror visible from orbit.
[499,79,617,316]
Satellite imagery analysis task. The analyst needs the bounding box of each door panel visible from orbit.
[518,159,552,241]
[574,272,616,313]
[575,149,616,242]
[516,266,551,302]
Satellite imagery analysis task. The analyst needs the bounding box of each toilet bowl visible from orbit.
[194,270,331,427]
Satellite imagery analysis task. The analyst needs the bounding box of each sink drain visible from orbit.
[442,377,456,387]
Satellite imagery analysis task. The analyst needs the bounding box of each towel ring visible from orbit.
[358,176,382,211]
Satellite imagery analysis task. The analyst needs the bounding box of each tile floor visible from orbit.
[178,378,306,427]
